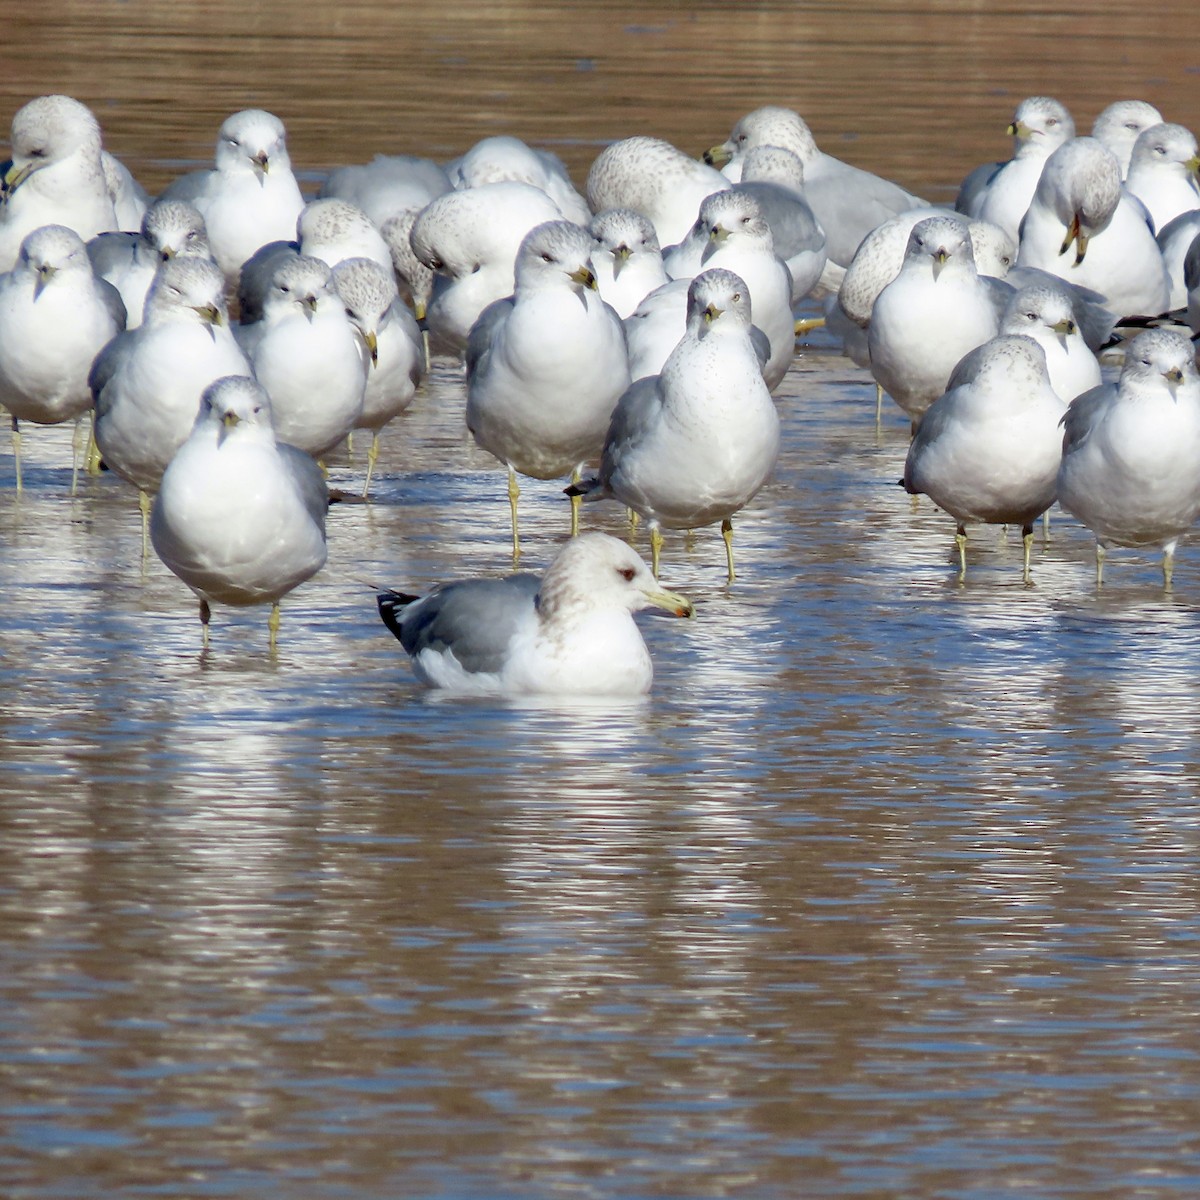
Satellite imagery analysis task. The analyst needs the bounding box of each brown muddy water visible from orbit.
[2,3,1200,1197]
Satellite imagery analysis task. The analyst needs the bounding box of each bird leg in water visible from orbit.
[569,466,581,537]
[1095,542,1105,588]
[955,523,968,579]
[1163,542,1177,589]
[628,508,639,534]
[722,516,736,582]
[1021,523,1034,584]
[85,414,103,476]
[876,383,885,425]
[794,316,826,335]
[199,597,211,650]
[269,600,281,649]
[508,467,521,565]
[649,525,664,578]
[139,488,152,559]
[10,416,21,496]
[70,414,86,495]
[362,431,381,498]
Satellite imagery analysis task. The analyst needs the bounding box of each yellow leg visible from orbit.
[139,489,151,559]
[876,383,884,425]
[86,414,102,475]
[569,466,581,537]
[1042,508,1051,540]
[268,601,281,649]
[507,467,521,565]
[794,316,825,335]
[955,524,968,580]
[1021,524,1034,584]
[1095,542,1105,588]
[649,526,663,578]
[721,517,735,582]
[628,508,639,534]
[1163,544,1175,590]
[70,415,84,496]
[11,417,21,496]
[362,431,380,498]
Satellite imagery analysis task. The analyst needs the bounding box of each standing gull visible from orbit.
[377,532,693,696]
[589,208,669,320]
[0,224,126,491]
[1092,100,1165,178]
[999,282,1102,401]
[151,376,328,650]
[1123,122,1200,235]
[465,220,630,560]
[903,335,1067,582]
[569,268,780,582]
[1057,328,1200,587]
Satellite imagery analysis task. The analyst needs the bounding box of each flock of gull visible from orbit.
[1,92,1199,693]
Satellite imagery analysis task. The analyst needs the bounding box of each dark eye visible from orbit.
[279,284,290,294]
[1046,118,1058,127]
[1155,145,1167,155]
[429,258,444,271]
[1001,255,1012,267]
[28,146,47,159]
[618,567,635,582]
[541,253,553,263]
[1025,311,1037,320]
[732,292,742,302]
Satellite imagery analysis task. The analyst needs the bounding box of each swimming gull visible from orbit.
[465,220,630,560]
[1057,328,1200,586]
[569,268,780,581]
[903,334,1066,581]
[151,376,328,649]
[377,531,693,696]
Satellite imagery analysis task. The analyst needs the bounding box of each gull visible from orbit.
[999,282,1102,401]
[903,334,1067,582]
[448,135,592,226]
[974,97,1076,240]
[151,376,328,650]
[1057,328,1200,586]
[1016,137,1171,319]
[622,277,694,382]
[381,207,435,322]
[1157,210,1200,310]
[0,94,121,271]
[705,105,925,267]
[1185,228,1200,334]
[1123,122,1200,234]
[376,531,693,696]
[87,198,211,328]
[161,109,305,286]
[235,254,369,459]
[410,180,563,353]
[868,215,1003,426]
[319,152,451,228]
[569,268,780,582]
[330,256,425,494]
[465,220,630,560]
[589,208,669,320]
[0,224,126,491]
[91,257,252,544]
[1092,100,1165,178]
[585,135,730,247]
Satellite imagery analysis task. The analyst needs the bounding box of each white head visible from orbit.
[514,220,598,295]
[214,109,291,178]
[144,257,229,328]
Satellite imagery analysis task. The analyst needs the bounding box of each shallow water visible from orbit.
[3,4,1200,1198]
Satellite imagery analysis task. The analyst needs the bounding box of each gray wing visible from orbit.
[464,296,513,379]
[96,278,129,330]
[955,160,1003,216]
[87,231,139,279]
[983,276,1017,322]
[749,324,772,373]
[735,181,824,257]
[1060,382,1117,453]
[599,375,664,488]
[278,443,330,532]
[88,329,135,411]
[159,168,213,206]
[1006,266,1116,349]
[384,574,541,674]
[1184,231,1200,293]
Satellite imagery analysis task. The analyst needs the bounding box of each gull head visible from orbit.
[686,267,753,337]
[144,257,229,331]
[200,375,275,444]
[905,215,973,280]
[18,224,88,300]
[215,109,290,183]
[515,220,598,300]
[4,94,103,195]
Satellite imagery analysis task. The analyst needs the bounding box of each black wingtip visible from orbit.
[564,476,600,499]
[376,589,419,641]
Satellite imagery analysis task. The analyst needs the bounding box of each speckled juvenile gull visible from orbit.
[320,153,451,228]
[88,199,212,328]
[570,268,780,581]
[377,531,693,696]
[91,257,252,544]
[298,197,393,275]
[151,376,328,650]
[235,254,368,459]
[1015,137,1170,318]
[904,334,1066,580]
[1000,282,1102,401]
[411,180,563,353]
[465,220,630,560]
[448,135,592,226]
[1092,100,1164,178]
[331,256,425,494]
[0,95,121,271]
[161,109,305,285]
[1123,123,1200,234]
[868,215,1003,425]
[586,136,730,248]
[1057,328,1200,586]
[589,208,669,320]
[973,97,1075,239]
[0,224,126,491]
[706,106,925,267]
